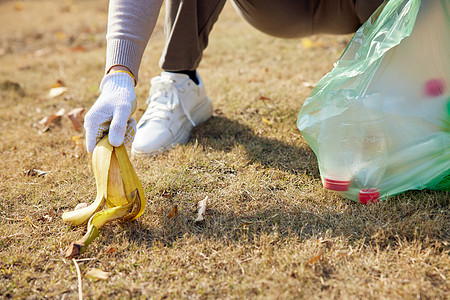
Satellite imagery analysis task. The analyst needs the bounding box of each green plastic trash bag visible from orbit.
[297,0,450,203]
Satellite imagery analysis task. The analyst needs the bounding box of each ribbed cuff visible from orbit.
[106,39,144,84]
[100,72,135,93]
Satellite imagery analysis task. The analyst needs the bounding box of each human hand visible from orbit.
[84,71,137,153]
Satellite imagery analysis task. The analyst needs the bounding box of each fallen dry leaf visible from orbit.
[72,135,83,144]
[71,45,87,52]
[38,108,65,132]
[85,268,109,281]
[39,114,60,130]
[302,81,316,88]
[24,168,48,177]
[195,196,208,222]
[55,31,67,41]
[49,86,68,98]
[67,107,85,131]
[259,95,272,101]
[306,252,323,265]
[65,243,82,259]
[167,205,179,219]
[302,38,313,49]
[50,80,65,88]
[105,247,117,254]
[262,117,271,126]
[14,1,24,11]
[301,38,324,50]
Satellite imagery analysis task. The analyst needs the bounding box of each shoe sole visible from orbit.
[131,97,213,157]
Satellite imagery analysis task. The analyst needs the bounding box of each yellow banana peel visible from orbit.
[63,136,145,258]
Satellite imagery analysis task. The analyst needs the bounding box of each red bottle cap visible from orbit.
[324,178,350,191]
[359,188,380,204]
[424,78,445,97]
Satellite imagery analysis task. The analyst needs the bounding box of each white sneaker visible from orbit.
[131,72,212,155]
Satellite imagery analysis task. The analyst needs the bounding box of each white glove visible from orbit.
[84,72,137,153]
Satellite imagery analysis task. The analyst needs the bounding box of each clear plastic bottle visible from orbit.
[318,107,352,192]
[341,93,387,204]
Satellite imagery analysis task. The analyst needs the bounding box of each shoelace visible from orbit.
[141,76,196,126]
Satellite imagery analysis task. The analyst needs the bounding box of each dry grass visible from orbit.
[0,0,449,299]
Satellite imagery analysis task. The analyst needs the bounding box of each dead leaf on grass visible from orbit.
[49,87,68,98]
[14,1,24,11]
[302,81,316,88]
[65,242,82,259]
[259,95,272,101]
[85,268,109,281]
[262,117,271,126]
[49,80,68,98]
[51,80,65,88]
[195,196,208,222]
[24,168,48,177]
[105,247,117,254]
[67,107,85,131]
[55,31,67,41]
[306,251,323,265]
[301,38,325,50]
[71,45,87,52]
[167,205,179,219]
[72,135,84,144]
[302,38,313,49]
[38,108,65,132]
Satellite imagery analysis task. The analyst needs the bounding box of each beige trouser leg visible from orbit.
[159,0,227,71]
[160,0,384,71]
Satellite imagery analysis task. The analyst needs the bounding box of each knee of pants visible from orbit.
[232,0,384,38]
[232,1,313,38]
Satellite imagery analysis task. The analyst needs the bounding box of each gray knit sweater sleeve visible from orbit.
[105,0,163,83]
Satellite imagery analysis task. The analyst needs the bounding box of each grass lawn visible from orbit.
[0,0,448,299]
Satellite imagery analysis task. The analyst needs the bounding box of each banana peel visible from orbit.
[63,136,145,258]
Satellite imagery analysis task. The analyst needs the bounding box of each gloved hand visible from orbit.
[84,71,137,153]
